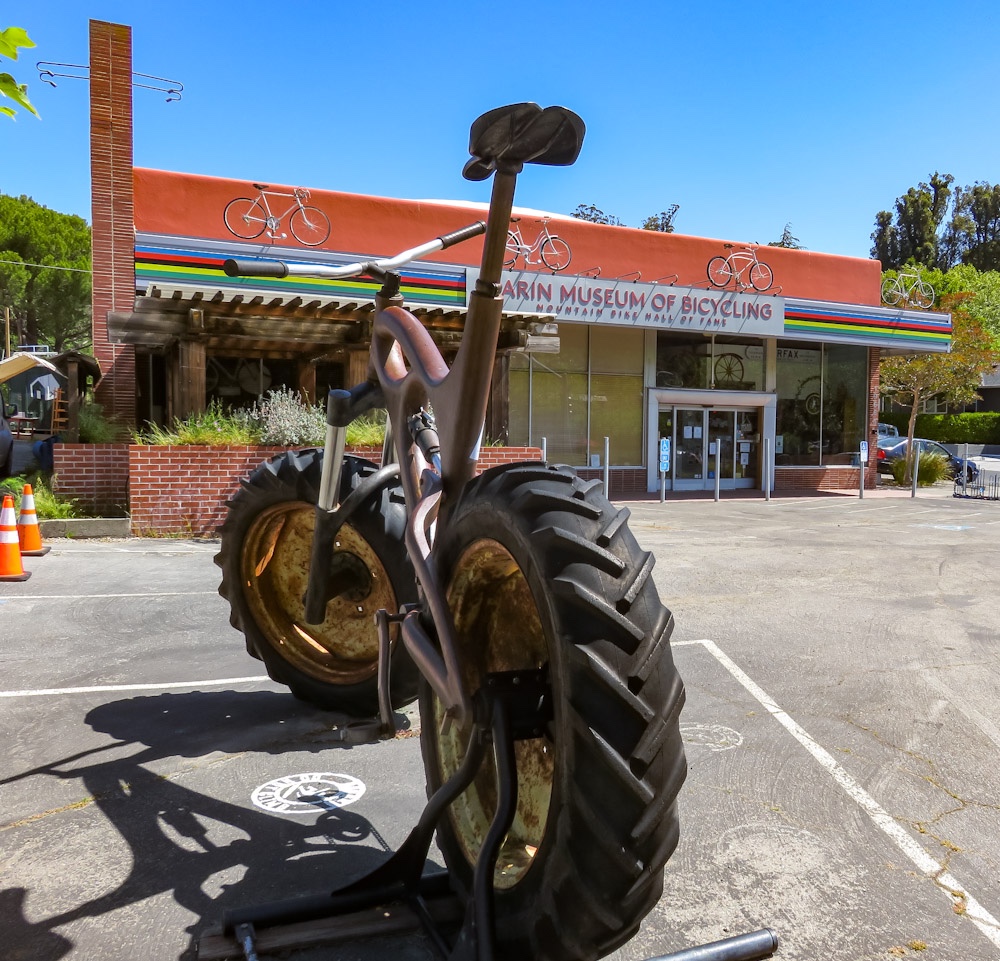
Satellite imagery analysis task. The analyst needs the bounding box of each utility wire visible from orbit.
[0,258,91,273]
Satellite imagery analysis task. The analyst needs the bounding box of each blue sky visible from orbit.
[4,0,1000,261]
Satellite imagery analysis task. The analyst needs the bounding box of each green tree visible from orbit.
[641,205,680,233]
[944,182,1000,271]
[768,223,804,249]
[0,26,39,120]
[571,203,681,231]
[570,204,623,226]
[871,174,1000,272]
[871,172,953,269]
[0,193,92,353]
[880,291,999,480]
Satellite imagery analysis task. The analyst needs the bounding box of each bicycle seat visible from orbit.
[253,183,269,191]
[463,103,585,181]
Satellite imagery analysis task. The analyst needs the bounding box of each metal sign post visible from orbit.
[859,440,868,499]
[764,437,771,501]
[659,437,670,503]
[712,441,721,502]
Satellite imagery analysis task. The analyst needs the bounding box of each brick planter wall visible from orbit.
[52,444,130,516]
[775,466,875,490]
[51,444,544,536]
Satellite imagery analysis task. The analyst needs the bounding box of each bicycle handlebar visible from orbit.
[222,221,486,280]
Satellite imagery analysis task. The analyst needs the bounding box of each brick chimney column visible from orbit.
[90,19,136,426]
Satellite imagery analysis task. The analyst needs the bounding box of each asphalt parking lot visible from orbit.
[2,484,999,961]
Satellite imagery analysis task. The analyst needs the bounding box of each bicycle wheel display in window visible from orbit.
[714,352,745,386]
[224,198,267,240]
[539,236,571,271]
[289,206,332,246]
[707,256,733,288]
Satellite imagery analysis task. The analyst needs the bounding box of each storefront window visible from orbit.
[775,343,822,466]
[713,335,765,390]
[822,345,867,463]
[507,324,644,466]
[655,333,764,391]
[655,333,712,389]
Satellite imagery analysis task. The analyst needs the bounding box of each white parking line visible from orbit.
[674,637,1000,950]
[0,592,219,601]
[0,676,270,698]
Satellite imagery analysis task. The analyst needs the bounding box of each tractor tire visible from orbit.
[419,462,686,961]
[215,449,418,715]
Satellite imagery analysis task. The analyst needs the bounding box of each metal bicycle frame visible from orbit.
[248,187,308,232]
[507,217,557,265]
[722,246,762,286]
[344,170,519,728]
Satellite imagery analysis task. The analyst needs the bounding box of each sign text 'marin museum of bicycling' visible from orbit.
[482,269,786,336]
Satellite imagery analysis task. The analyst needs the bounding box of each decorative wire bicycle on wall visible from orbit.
[880,269,934,309]
[706,244,774,291]
[503,216,572,271]
[223,184,332,246]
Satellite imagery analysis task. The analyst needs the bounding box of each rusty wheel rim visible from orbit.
[241,502,397,685]
[435,538,553,889]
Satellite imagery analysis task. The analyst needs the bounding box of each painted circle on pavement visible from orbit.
[251,772,366,815]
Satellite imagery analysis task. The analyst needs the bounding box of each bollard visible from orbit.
[540,436,547,463]
[603,436,610,495]
[910,441,921,498]
[764,438,771,501]
[714,442,721,502]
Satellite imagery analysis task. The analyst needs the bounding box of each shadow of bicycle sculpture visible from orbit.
[0,689,428,960]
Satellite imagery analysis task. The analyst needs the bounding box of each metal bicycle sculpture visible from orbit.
[503,215,572,270]
[216,104,777,961]
[707,243,774,291]
[224,184,332,246]
[880,269,934,309]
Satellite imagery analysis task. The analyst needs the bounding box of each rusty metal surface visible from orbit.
[241,502,397,685]
[430,537,553,890]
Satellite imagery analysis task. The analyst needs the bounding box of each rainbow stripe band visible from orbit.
[134,236,469,308]
[784,300,951,351]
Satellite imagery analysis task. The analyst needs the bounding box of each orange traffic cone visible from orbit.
[0,494,30,581]
[17,485,50,556]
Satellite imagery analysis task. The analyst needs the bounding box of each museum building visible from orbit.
[90,21,951,497]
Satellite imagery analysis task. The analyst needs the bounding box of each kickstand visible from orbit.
[216,676,524,961]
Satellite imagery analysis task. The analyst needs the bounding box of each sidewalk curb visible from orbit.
[39,517,131,538]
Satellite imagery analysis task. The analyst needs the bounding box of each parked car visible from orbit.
[876,436,978,482]
[877,422,899,437]
[0,398,13,478]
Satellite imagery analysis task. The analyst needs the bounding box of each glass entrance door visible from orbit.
[663,407,760,490]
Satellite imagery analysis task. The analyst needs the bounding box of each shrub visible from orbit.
[239,386,326,446]
[880,411,1000,444]
[889,450,951,486]
[134,399,258,446]
[132,390,388,449]
[0,472,81,518]
[79,399,129,443]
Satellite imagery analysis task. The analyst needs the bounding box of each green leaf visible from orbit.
[0,26,36,60]
[0,72,38,116]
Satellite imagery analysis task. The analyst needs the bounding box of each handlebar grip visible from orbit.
[437,221,486,250]
[223,258,288,278]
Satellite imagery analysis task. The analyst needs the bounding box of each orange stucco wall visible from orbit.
[134,167,882,306]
